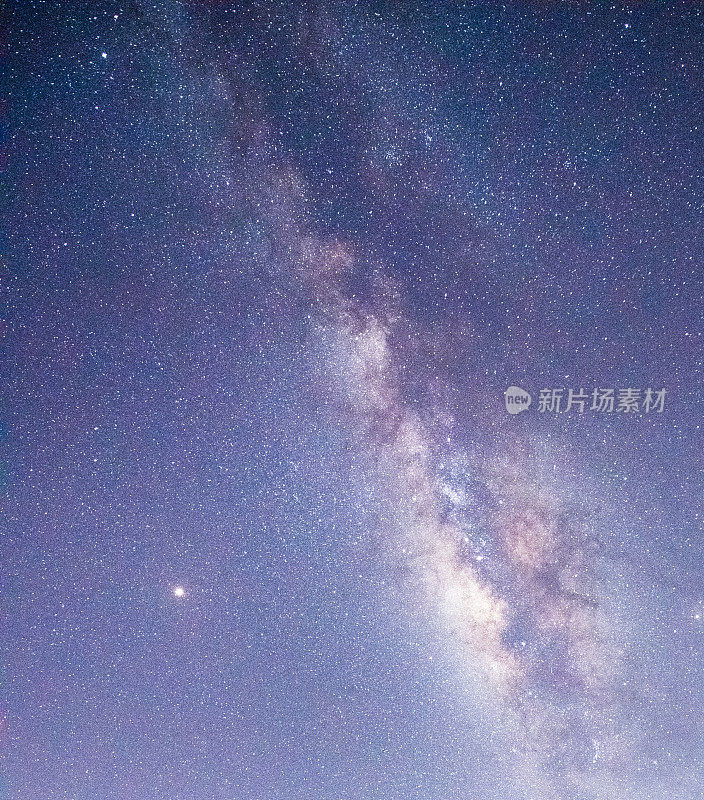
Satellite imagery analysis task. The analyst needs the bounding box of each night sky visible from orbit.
[4,2,704,799]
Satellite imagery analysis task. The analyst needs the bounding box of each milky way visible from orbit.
[4,3,704,800]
